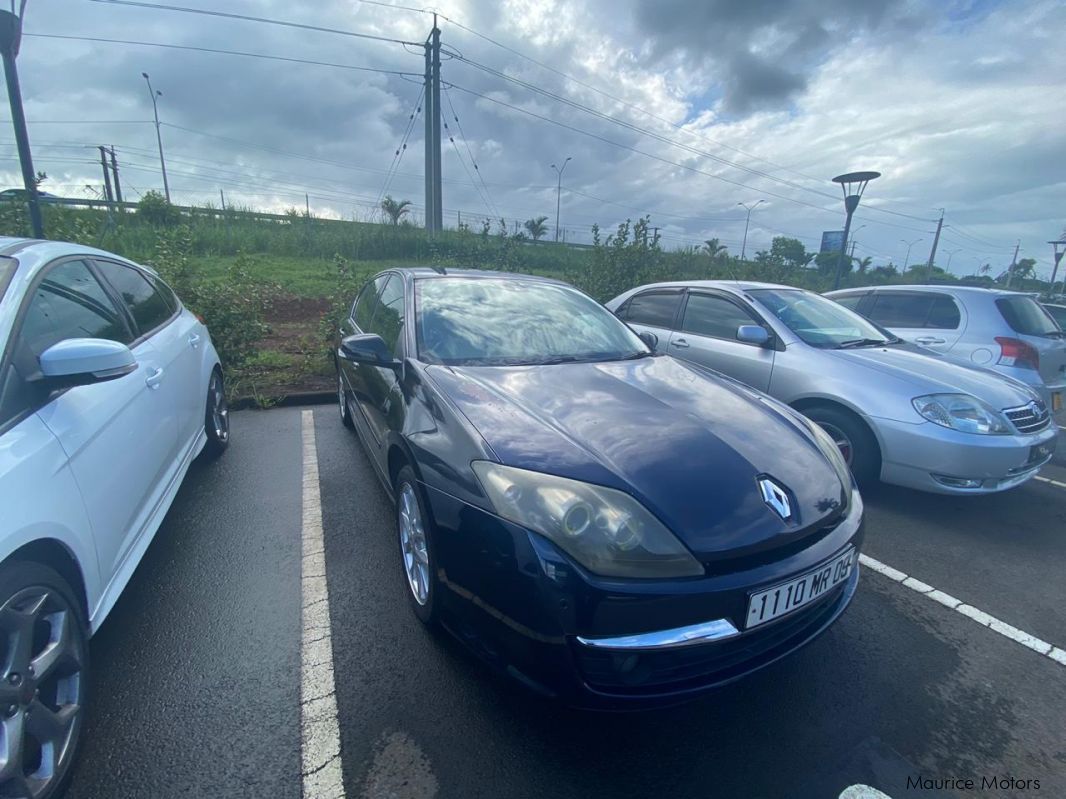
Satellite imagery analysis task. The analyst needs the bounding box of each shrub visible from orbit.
[137,191,179,226]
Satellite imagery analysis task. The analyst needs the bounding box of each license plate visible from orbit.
[1053,392,1062,412]
[746,548,855,630]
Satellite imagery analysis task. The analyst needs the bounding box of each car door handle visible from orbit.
[188,333,201,348]
[672,338,690,349]
[145,367,165,389]
[915,336,945,345]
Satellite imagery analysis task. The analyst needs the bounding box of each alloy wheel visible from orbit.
[818,422,853,466]
[0,587,84,799]
[210,372,229,443]
[398,484,430,606]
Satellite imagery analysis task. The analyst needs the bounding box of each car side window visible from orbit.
[367,275,405,358]
[926,295,961,329]
[831,294,864,312]
[95,260,175,337]
[151,276,180,314]
[352,277,385,331]
[681,293,758,340]
[624,291,682,329]
[865,292,934,328]
[0,260,131,429]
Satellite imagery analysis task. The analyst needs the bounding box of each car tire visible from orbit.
[394,465,439,626]
[0,560,90,799]
[200,367,230,459]
[338,369,354,430]
[803,405,880,486]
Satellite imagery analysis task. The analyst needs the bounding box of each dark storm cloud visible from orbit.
[634,0,919,115]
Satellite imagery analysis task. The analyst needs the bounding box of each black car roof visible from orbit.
[395,266,569,286]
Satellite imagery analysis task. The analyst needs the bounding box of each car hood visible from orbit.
[426,355,847,564]
[824,344,1036,409]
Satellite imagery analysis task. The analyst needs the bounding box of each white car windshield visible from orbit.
[749,288,896,349]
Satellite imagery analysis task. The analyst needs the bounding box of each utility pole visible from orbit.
[0,9,43,238]
[219,188,226,211]
[1005,239,1020,289]
[1049,240,1065,296]
[108,145,123,205]
[925,209,944,281]
[738,199,764,261]
[142,72,170,203]
[422,16,443,235]
[551,156,572,242]
[99,146,115,205]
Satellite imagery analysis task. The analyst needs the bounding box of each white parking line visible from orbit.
[859,554,1066,668]
[300,410,346,799]
[1034,475,1066,489]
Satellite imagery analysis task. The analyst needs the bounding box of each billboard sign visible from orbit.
[820,230,845,253]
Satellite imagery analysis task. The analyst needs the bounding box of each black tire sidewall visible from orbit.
[395,465,438,625]
[338,370,354,429]
[804,406,880,486]
[0,559,90,799]
[201,368,229,458]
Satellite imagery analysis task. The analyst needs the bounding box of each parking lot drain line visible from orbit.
[1034,475,1066,489]
[300,410,347,799]
[859,554,1062,667]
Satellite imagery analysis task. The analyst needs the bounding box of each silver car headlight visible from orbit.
[472,461,704,579]
[911,393,1010,435]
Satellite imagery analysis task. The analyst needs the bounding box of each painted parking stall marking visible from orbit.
[300,410,347,799]
[859,554,1066,667]
[1034,475,1066,489]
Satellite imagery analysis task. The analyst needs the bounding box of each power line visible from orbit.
[378,84,425,204]
[87,0,423,46]
[441,85,500,220]
[444,82,834,214]
[24,33,422,76]
[440,104,496,220]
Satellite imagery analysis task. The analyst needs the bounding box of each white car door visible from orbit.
[862,290,964,353]
[19,258,178,582]
[94,259,203,454]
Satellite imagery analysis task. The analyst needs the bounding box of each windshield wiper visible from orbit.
[617,350,654,360]
[536,355,584,365]
[836,338,892,349]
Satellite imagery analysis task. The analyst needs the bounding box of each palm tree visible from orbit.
[979,263,991,276]
[523,216,549,241]
[857,256,873,273]
[704,238,728,259]
[381,195,412,225]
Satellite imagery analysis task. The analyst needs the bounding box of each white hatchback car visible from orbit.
[0,238,228,796]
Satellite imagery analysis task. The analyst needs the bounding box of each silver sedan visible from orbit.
[606,281,1058,494]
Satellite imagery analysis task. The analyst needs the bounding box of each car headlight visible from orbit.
[472,461,704,579]
[807,421,855,496]
[911,393,1010,435]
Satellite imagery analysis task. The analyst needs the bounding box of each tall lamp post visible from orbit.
[943,248,961,272]
[831,171,880,290]
[550,156,571,243]
[848,224,867,258]
[142,72,171,203]
[901,238,923,271]
[737,199,764,260]
[0,8,43,238]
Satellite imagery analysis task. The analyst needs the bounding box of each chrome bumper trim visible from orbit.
[574,618,740,651]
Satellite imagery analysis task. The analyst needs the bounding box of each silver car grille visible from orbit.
[1003,400,1050,434]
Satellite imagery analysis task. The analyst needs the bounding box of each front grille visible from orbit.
[1004,400,1050,434]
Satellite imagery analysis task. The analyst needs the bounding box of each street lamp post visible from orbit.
[0,10,43,238]
[944,248,961,271]
[901,238,923,271]
[737,199,764,261]
[831,172,880,290]
[848,224,867,258]
[142,72,170,203]
[550,157,571,243]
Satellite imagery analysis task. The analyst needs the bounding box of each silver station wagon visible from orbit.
[606,281,1058,495]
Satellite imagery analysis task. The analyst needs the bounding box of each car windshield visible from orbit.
[748,288,895,349]
[996,296,1061,337]
[415,276,648,365]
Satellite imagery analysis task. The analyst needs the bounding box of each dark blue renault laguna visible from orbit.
[336,268,863,708]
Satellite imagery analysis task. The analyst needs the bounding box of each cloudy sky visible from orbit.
[3,0,1065,276]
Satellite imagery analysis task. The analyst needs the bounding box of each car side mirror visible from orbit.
[638,330,658,350]
[38,338,137,387]
[737,325,771,346]
[338,333,401,370]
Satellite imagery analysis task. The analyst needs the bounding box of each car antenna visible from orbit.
[429,264,447,275]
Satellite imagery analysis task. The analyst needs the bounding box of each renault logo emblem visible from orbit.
[758,477,792,521]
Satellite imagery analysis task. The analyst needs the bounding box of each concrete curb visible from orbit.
[231,391,335,411]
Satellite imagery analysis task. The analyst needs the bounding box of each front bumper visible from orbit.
[876,416,1058,494]
[424,483,864,709]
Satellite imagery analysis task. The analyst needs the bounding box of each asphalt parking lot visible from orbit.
[65,406,1066,799]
